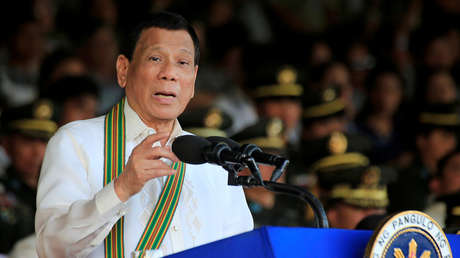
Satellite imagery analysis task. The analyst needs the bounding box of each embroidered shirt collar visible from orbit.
[124,97,183,145]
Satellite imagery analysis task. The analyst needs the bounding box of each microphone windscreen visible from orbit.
[206,136,240,150]
[172,135,211,164]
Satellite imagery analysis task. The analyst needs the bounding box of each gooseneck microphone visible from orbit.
[172,135,244,165]
[206,136,289,182]
[172,135,329,228]
[172,134,210,164]
[172,135,264,184]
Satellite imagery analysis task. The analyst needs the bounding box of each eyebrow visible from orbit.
[144,46,193,57]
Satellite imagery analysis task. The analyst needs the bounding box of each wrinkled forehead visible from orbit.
[134,27,195,56]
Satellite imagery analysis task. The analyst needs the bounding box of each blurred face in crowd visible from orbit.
[310,42,332,66]
[437,153,460,195]
[327,202,385,229]
[347,43,373,88]
[90,0,118,25]
[3,134,47,188]
[424,37,455,69]
[82,26,118,78]
[323,63,354,117]
[258,99,302,134]
[49,58,87,84]
[417,129,457,167]
[303,117,346,141]
[9,21,45,64]
[34,0,56,33]
[208,0,234,27]
[425,71,457,104]
[117,27,198,125]
[60,94,99,126]
[369,73,403,115]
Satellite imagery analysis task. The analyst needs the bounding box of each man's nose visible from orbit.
[158,61,178,81]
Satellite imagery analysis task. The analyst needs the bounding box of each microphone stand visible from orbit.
[225,160,329,229]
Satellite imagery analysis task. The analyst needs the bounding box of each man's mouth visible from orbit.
[154,91,176,98]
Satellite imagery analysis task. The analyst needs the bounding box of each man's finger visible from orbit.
[145,168,177,178]
[140,132,169,147]
[145,147,179,162]
[142,159,173,170]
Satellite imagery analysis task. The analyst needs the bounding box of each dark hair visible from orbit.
[44,75,100,103]
[38,48,79,92]
[437,147,460,178]
[120,12,200,65]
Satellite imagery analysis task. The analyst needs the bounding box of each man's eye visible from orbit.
[178,60,190,66]
[148,56,160,62]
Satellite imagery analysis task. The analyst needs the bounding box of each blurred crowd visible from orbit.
[1,0,460,255]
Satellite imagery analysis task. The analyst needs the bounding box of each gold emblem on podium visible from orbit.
[364,211,452,258]
[393,239,431,258]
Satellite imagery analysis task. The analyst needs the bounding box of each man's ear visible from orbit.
[116,55,130,88]
[190,65,199,98]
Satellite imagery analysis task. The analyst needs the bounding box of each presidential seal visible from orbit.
[365,211,452,258]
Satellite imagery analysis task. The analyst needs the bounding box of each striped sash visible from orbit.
[104,99,186,258]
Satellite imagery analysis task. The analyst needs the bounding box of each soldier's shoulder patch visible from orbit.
[365,210,452,258]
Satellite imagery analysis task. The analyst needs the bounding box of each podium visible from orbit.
[166,226,460,258]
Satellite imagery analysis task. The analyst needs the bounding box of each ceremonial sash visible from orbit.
[104,98,186,258]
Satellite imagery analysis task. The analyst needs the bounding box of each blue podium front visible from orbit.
[166,226,460,258]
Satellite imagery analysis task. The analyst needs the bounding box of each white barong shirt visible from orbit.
[35,99,253,257]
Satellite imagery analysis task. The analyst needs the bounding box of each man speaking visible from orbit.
[35,12,253,257]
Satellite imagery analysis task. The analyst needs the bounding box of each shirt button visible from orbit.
[172,225,180,232]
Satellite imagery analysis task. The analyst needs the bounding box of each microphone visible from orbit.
[206,136,287,166]
[206,136,289,181]
[172,135,244,166]
[206,136,240,149]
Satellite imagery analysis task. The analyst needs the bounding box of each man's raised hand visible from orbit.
[114,132,179,202]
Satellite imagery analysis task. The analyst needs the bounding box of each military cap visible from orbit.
[250,65,303,100]
[303,131,394,209]
[232,118,286,153]
[1,99,58,140]
[417,102,460,132]
[179,107,232,137]
[302,131,372,169]
[325,165,396,209]
[302,85,345,124]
